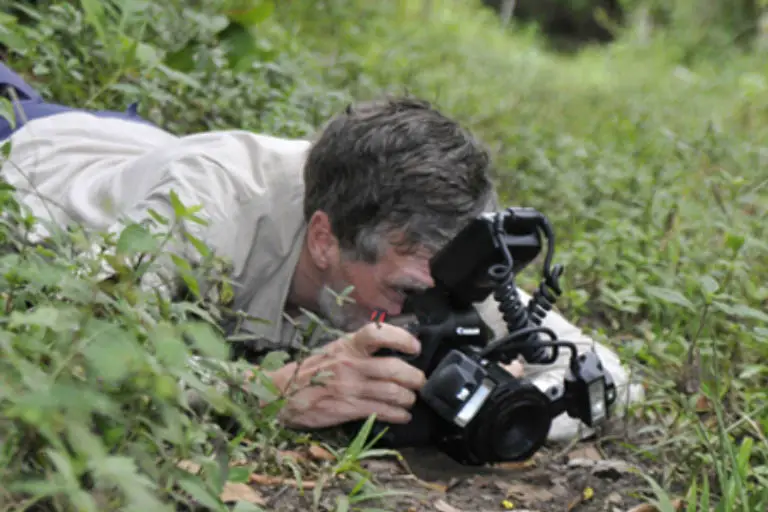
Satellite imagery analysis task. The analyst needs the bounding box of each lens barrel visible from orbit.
[439,378,553,465]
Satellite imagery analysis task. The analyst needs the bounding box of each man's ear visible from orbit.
[306,210,339,271]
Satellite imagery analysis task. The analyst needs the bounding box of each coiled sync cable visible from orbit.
[487,212,564,364]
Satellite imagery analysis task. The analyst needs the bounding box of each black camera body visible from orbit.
[350,207,617,465]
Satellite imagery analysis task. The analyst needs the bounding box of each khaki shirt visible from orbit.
[1,112,639,440]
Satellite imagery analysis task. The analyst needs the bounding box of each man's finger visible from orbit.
[355,357,426,390]
[357,380,418,408]
[345,398,413,425]
[352,322,421,356]
[502,359,525,378]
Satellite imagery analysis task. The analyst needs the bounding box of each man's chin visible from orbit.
[316,304,368,334]
[315,288,372,333]
[322,311,368,333]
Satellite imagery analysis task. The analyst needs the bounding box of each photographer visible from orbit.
[0,62,640,442]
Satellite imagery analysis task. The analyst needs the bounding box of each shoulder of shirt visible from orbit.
[172,130,312,198]
[12,112,313,159]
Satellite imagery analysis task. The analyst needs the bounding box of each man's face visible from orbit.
[317,243,435,332]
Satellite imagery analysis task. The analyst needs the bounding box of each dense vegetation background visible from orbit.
[0,0,766,511]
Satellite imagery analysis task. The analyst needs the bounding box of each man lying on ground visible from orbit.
[0,62,642,441]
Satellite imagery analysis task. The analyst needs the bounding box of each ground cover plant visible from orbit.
[0,0,766,510]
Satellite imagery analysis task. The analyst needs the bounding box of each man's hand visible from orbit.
[265,323,426,429]
[502,358,525,379]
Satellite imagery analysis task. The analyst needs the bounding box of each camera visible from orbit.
[347,207,617,466]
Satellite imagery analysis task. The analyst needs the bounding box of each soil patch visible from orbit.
[256,431,660,511]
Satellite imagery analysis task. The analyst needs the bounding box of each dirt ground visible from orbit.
[250,421,665,512]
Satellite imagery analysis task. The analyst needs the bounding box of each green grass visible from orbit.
[1,0,767,510]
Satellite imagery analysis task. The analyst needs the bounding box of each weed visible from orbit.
[1,0,766,510]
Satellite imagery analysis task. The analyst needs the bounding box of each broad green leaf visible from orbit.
[335,495,350,512]
[184,232,211,258]
[9,307,62,330]
[0,14,30,52]
[184,322,229,361]
[151,322,191,369]
[638,472,681,512]
[6,383,116,420]
[0,97,17,131]
[180,273,202,299]
[177,476,226,512]
[218,22,258,69]
[157,64,204,90]
[81,322,143,383]
[644,286,695,311]
[699,275,719,296]
[232,502,266,512]
[170,253,193,272]
[724,232,746,252]
[169,190,189,218]
[147,208,170,226]
[728,304,768,323]
[739,365,766,379]
[116,223,160,256]
[227,466,251,483]
[79,0,108,47]
[259,350,290,371]
[66,422,108,461]
[226,0,275,26]
[135,41,162,67]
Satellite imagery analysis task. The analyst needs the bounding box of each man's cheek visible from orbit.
[378,297,404,316]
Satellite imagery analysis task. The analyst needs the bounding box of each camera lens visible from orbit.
[440,379,552,465]
[493,396,553,461]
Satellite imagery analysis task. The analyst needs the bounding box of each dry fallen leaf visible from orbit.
[401,474,448,492]
[627,499,685,512]
[219,482,266,505]
[249,473,316,489]
[277,449,306,462]
[434,499,464,512]
[493,458,537,470]
[176,460,201,474]
[308,444,336,461]
[695,394,713,413]
[567,444,603,462]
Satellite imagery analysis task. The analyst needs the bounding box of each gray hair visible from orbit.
[303,96,494,263]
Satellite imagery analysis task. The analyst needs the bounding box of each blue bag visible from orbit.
[0,61,156,140]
